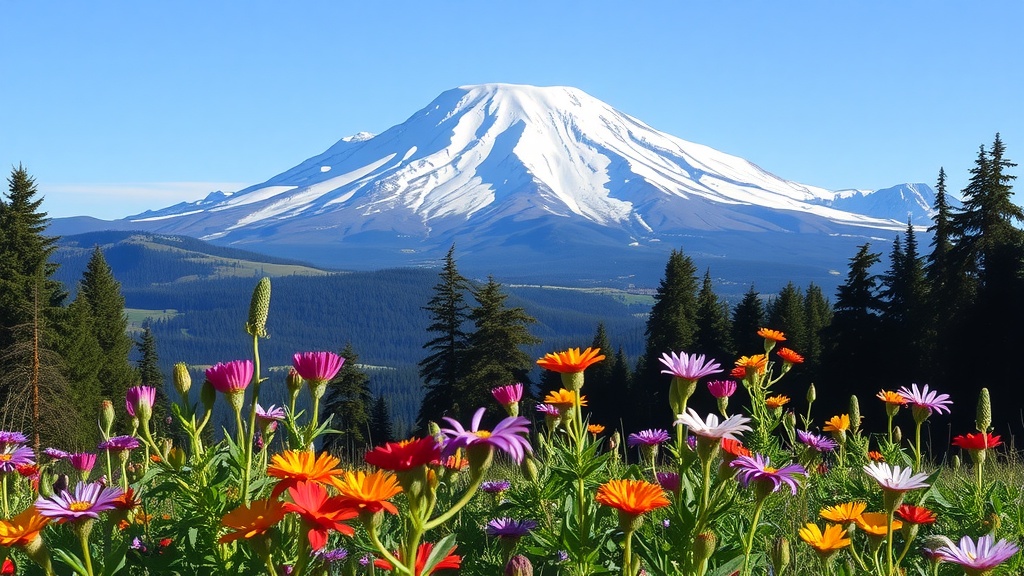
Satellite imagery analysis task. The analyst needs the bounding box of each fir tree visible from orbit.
[879,222,930,385]
[417,245,471,430]
[765,282,806,354]
[369,394,394,447]
[583,323,617,428]
[801,283,832,383]
[322,343,373,459]
[731,285,765,356]
[693,270,733,367]
[78,246,136,406]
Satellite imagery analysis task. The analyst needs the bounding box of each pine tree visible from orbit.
[135,322,175,438]
[368,394,394,447]
[322,343,373,459]
[731,285,765,356]
[801,283,832,383]
[417,245,471,430]
[693,270,733,366]
[583,323,618,428]
[766,282,806,354]
[634,249,699,429]
[879,222,930,385]
[78,246,136,406]
[459,277,539,421]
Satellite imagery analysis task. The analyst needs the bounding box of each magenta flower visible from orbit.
[98,435,141,452]
[441,407,532,464]
[0,431,27,448]
[205,360,254,394]
[481,480,511,494]
[292,352,344,383]
[35,481,123,522]
[936,534,1019,573]
[486,518,537,538]
[731,454,807,495]
[707,380,738,398]
[659,352,723,380]
[491,383,524,405]
[897,383,952,415]
[0,445,34,473]
[125,385,157,419]
[70,453,97,473]
[797,430,838,453]
[44,447,71,460]
[627,429,671,447]
[656,472,681,493]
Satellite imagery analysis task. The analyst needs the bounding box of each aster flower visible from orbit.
[797,430,838,453]
[283,481,357,551]
[486,518,537,538]
[856,512,902,536]
[897,383,952,415]
[0,431,28,448]
[441,407,532,465]
[707,380,737,398]
[0,506,49,547]
[480,480,511,494]
[491,383,523,405]
[125,385,156,420]
[674,409,752,440]
[799,523,851,555]
[267,451,344,497]
[627,429,670,447]
[863,462,931,493]
[536,347,605,373]
[658,352,722,380]
[595,479,670,517]
[731,454,807,495]
[43,447,70,460]
[655,472,681,493]
[317,548,349,563]
[365,437,441,472]
[935,534,1019,575]
[219,498,286,544]
[69,453,97,474]
[98,435,141,452]
[35,481,123,522]
[373,542,461,575]
[255,404,286,423]
[820,502,866,524]
[205,360,254,394]
[292,351,345,383]
[0,445,34,474]
[535,403,560,416]
[330,470,402,515]
[952,432,1002,451]
[896,504,937,525]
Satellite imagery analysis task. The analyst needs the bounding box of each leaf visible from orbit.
[419,532,458,576]
[53,548,89,576]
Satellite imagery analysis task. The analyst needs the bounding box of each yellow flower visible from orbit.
[798,523,851,555]
[267,450,344,497]
[331,470,403,515]
[536,347,606,373]
[819,502,866,524]
[543,388,588,408]
[823,414,850,432]
[735,355,768,374]
[587,424,606,435]
[855,512,902,536]
[765,395,791,409]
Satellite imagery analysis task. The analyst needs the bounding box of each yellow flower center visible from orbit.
[475,430,492,439]
[764,466,778,474]
[0,454,10,462]
[68,501,92,512]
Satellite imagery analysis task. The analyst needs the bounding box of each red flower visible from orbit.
[721,438,751,462]
[283,481,357,551]
[1,558,14,575]
[776,348,804,364]
[374,542,461,575]
[365,438,441,472]
[895,504,937,525]
[952,432,1002,451]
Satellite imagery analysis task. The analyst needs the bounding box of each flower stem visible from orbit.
[1,475,8,518]
[243,333,262,503]
[78,526,94,576]
[741,496,767,576]
[622,529,635,576]
[913,421,923,470]
[367,521,412,576]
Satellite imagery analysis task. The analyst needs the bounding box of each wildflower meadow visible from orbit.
[0,278,1020,576]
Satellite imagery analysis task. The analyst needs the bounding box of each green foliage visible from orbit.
[321,343,373,458]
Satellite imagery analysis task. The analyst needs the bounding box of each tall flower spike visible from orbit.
[246,276,271,338]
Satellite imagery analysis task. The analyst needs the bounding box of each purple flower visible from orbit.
[35,481,123,522]
[627,429,670,448]
[655,472,681,492]
[69,453,97,473]
[481,480,512,494]
[897,384,952,416]
[731,454,807,495]
[205,360,254,394]
[44,447,71,460]
[0,445,35,473]
[255,404,286,423]
[486,517,537,538]
[797,430,837,453]
[936,534,1019,572]
[535,404,560,416]
[131,536,147,552]
[292,351,344,383]
[317,548,349,563]
[659,352,723,380]
[98,435,141,452]
[359,554,372,567]
[125,385,156,419]
[441,407,532,464]
[0,431,27,448]
[492,383,524,405]
[556,550,569,563]
[707,380,738,398]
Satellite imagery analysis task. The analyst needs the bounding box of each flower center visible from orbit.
[0,454,11,462]
[474,430,492,439]
[68,501,92,512]
[763,466,778,474]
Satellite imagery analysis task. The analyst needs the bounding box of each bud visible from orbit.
[952,454,961,470]
[168,447,186,471]
[893,425,902,444]
[286,368,303,405]
[770,537,791,576]
[246,277,271,338]
[976,388,991,433]
[520,455,540,483]
[848,395,861,434]
[716,396,729,417]
[99,400,115,437]
[693,530,718,567]
[806,383,816,404]
[200,381,216,413]
[783,411,797,433]
[173,363,192,398]
[561,371,585,393]
[505,555,534,576]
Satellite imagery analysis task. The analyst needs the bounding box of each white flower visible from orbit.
[862,462,931,492]
[674,408,751,440]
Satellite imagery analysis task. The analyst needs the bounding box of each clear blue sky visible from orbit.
[2,1,1021,219]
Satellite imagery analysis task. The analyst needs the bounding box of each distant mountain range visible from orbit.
[49,84,944,293]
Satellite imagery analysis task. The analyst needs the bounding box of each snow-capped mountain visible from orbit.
[55,84,938,290]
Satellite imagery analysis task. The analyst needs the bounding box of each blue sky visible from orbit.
[2,1,1021,219]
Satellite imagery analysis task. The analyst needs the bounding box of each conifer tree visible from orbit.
[583,323,617,428]
[879,221,930,385]
[322,343,373,458]
[731,285,765,356]
[417,245,471,430]
[78,246,136,406]
[693,270,733,366]
[459,277,539,421]
[369,394,394,447]
[135,322,175,438]
[801,283,832,382]
[766,282,806,354]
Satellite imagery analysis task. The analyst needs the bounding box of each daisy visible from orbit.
[797,430,837,453]
[35,481,123,523]
[897,383,952,416]
[863,462,931,493]
[658,352,722,380]
[935,534,1018,575]
[674,409,752,440]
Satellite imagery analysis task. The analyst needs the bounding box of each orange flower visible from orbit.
[799,523,850,554]
[776,348,804,364]
[536,347,606,373]
[112,487,141,512]
[730,366,747,379]
[365,437,441,472]
[876,390,908,406]
[331,470,403,515]
[765,395,790,409]
[595,479,670,516]
[587,424,606,435]
[440,449,469,471]
[868,451,885,462]
[819,502,866,524]
[823,414,850,432]
[721,438,752,460]
[734,355,768,376]
[267,450,344,497]
[855,512,902,536]
[283,481,357,550]
[219,499,286,544]
[0,507,49,547]
[374,542,461,575]
[543,389,587,409]
[757,328,787,342]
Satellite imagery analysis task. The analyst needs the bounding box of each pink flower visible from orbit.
[292,352,344,383]
[125,385,156,419]
[205,360,254,394]
[658,352,723,380]
[35,481,123,522]
[707,380,738,399]
[69,453,97,474]
[491,383,524,405]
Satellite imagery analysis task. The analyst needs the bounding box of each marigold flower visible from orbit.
[896,504,937,525]
[734,355,768,376]
[587,424,605,435]
[440,449,469,471]
[757,328,787,342]
[776,348,803,364]
[721,438,752,460]
[729,366,747,379]
[822,414,850,432]
[365,437,442,472]
[877,390,908,406]
[267,451,344,497]
[868,450,885,462]
[856,512,902,536]
[283,481,357,550]
[536,347,605,373]
[595,479,670,516]
[292,351,345,383]
[0,507,49,547]
[658,352,722,380]
[331,470,402,515]
[952,432,1002,451]
[112,487,141,512]
[218,499,286,544]
[935,534,1019,573]
[798,523,850,555]
[373,542,461,575]
[35,481,123,522]
[765,395,790,409]
[819,502,866,524]
[707,380,738,398]
[543,389,587,409]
